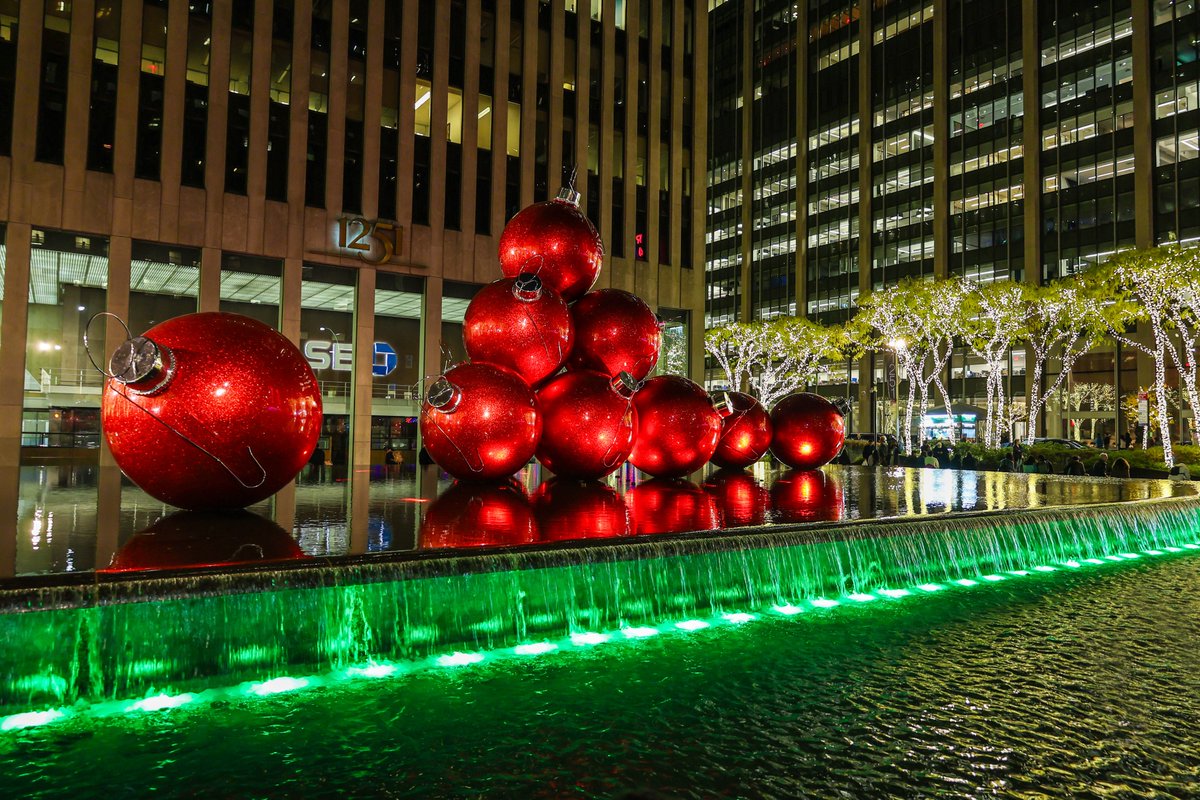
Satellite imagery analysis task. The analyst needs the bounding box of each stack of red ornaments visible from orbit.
[419,182,845,483]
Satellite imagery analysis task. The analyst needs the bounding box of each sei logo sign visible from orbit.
[304,340,400,378]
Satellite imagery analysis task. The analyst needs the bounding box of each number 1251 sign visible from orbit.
[335,217,403,264]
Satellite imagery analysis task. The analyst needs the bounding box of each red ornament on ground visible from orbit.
[768,392,846,470]
[702,470,771,528]
[498,184,604,303]
[420,362,542,481]
[420,479,538,549]
[569,289,663,381]
[769,469,845,524]
[463,274,574,386]
[99,312,321,511]
[711,391,773,470]
[626,478,723,535]
[100,510,307,572]
[533,478,631,541]
[628,375,723,479]
[535,370,637,479]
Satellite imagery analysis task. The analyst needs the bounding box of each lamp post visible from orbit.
[889,337,907,452]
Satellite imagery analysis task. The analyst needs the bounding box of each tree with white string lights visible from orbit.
[1162,247,1200,443]
[704,317,845,410]
[961,279,1026,448]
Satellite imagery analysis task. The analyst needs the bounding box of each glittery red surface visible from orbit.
[100,312,321,511]
[420,362,543,481]
[768,392,847,470]
[769,469,845,524]
[463,277,574,387]
[628,375,722,479]
[702,470,771,528]
[533,478,632,541]
[626,478,723,536]
[711,391,774,470]
[535,369,637,480]
[498,198,604,303]
[100,510,306,571]
[419,479,538,548]
[568,289,663,381]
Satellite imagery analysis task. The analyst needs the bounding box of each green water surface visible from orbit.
[4,551,1200,799]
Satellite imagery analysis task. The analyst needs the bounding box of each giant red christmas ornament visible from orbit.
[463,273,574,386]
[629,375,722,479]
[420,362,542,481]
[535,370,637,479]
[769,392,846,470]
[569,289,663,381]
[626,478,723,536]
[702,470,770,528]
[100,510,307,572]
[419,479,538,549]
[99,312,321,511]
[769,469,845,524]
[711,391,773,470]
[498,182,604,303]
[533,478,631,541]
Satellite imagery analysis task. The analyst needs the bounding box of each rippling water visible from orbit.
[4,553,1200,798]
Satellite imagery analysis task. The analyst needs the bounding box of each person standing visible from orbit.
[1089,452,1109,477]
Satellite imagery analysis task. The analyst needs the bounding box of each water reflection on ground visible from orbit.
[8,462,1196,578]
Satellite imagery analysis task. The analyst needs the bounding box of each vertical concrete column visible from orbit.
[422,276,444,382]
[428,0,450,232]
[359,0,385,220]
[1131,0,1155,249]
[1021,0,1042,284]
[620,0,640,289]
[286,0,311,227]
[573,3,590,212]
[245,0,275,248]
[95,236,132,568]
[738,0,753,322]
[857,0,873,303]
[668,0,684,273]
[395,0,418,230]
[0,224,32,573]
[205,0,233,244]
[198,246,223,312]
[794,1,809,318]
[272,256,304,530]
[461,0,482,262]
[519,0,537,207]
[62,0,95,230]
[490,0,511,238]
[598,0,615,262]
[158,0,189,242]
[9,0,44,219]
[547,0,565,189]
[932,0,949,279]
[646,0,662,276]
[348,265,376,554]
[324,0,349,214]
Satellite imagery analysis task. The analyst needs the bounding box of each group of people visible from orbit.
[849,437,1135,478]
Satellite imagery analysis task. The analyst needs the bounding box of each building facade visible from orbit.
[0,0,707,571]
[706,0,1198,438]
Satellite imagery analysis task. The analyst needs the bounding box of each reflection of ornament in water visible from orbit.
[769,469,845,524]
[419,362,542,482]
[711,391,773,470]
[535,370,638,479]
[629,376,723,479]
[419,479,538,548]
[568,289,663,381]
[769,392,846,470]
[100,510,306,572]
[533,478,631,541]
[703,469,770,527]
[626,478,724,535]
[100,312,322,510]
[463,274,574,387]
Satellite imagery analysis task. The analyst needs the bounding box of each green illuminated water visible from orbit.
[4,550,1200,798]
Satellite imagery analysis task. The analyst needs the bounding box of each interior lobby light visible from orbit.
[415,91,431,110]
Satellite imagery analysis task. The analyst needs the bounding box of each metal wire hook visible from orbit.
[82,312,134,379]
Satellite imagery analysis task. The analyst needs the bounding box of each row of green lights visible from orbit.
[4,540,1199,734]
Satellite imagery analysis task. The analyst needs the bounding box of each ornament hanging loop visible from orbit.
[82,312,135,380]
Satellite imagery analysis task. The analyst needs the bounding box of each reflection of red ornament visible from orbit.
[100,312,321,511]
[629,376,722,478]
[420,363,542,481]
[711,391,773,470]
[569,289,663,381]
[533,478,631,541]
[703,470,770,527]
[463,274,574,386]
[769,469,844,524]
[498,185,604,303]
[769,392,846,470]
[100,511,306,572]
[626,478,723,535]
[420,479,538,548]
[535,370,637,479]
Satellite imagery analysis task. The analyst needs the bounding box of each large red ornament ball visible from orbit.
[100,312,321,511]
[533,478,631,541]
[569,289,663,381]
[702,470,770,528]
[420,362,542,481]
[101,510,307,572]
[419,479,538,549]
[628,375,722,479]
[769,392,846,470]
[626,478,723,536]
[498,189,604,303]
[535,370,637,479]
[463,274,574,386]
[770,469,845,524]
[711,391,773,470]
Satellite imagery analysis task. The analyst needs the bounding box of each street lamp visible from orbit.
[889,338,907,451]
[319,325,344,346]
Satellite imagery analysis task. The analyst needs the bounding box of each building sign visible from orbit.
[304,340,400,378]
[1138,390,1150,426]
[308,217,418,266]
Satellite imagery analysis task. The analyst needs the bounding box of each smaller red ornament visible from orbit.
[463,273,574,387]
[498,182,604,303]
[629,375,722,479]
[711,391,773,470]
[703,470,770,528]
[569,289,663,381]
[533,478,631,541]
[420,479,538,549]
[420,362,542,482]
[627,478,723,536]
[770,469,845,524]
[769,392,846,470]
[535,370,638,479]
[101,511,306,572]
